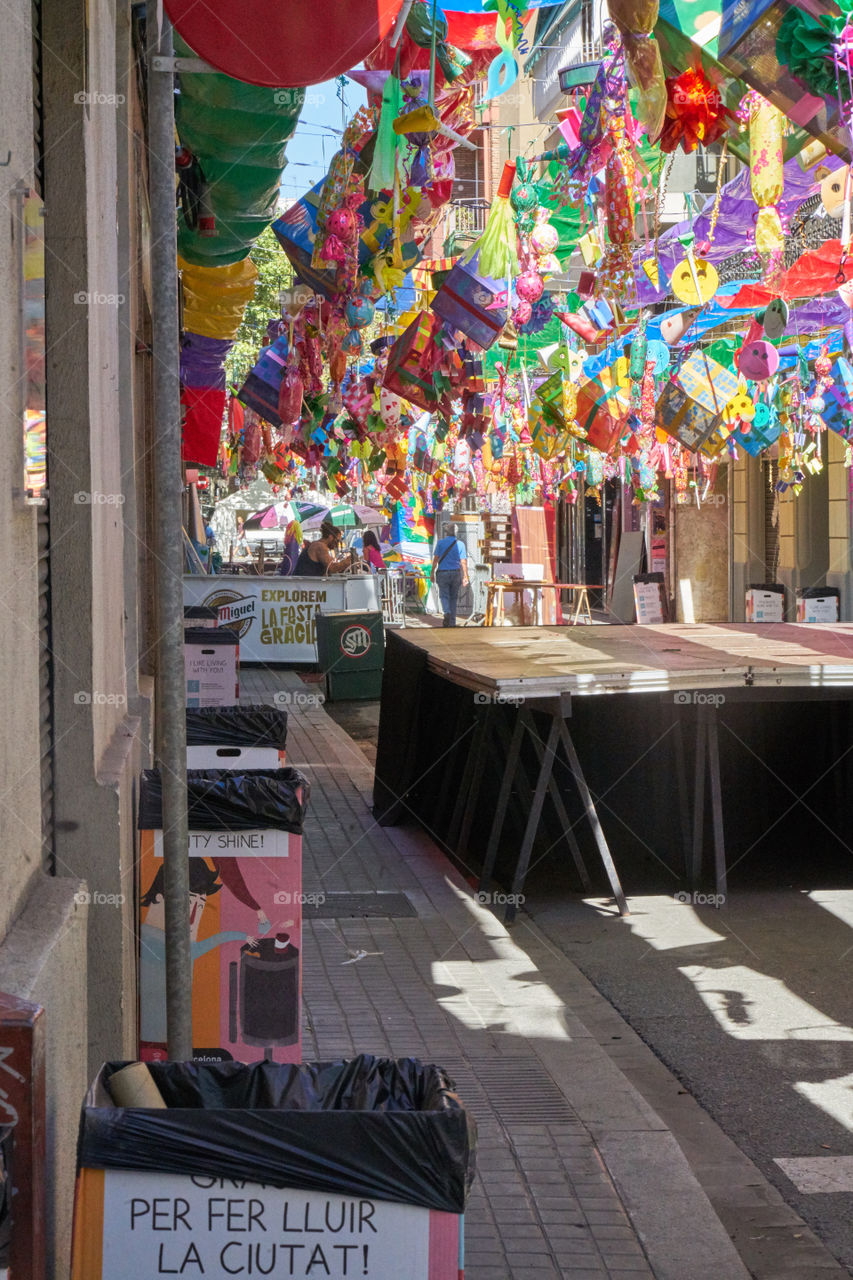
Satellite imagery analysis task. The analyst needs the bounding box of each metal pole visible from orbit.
[147,6,192,1060]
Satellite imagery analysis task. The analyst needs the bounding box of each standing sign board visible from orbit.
[632,573,667,624]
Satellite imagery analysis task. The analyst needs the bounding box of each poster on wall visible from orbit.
[72,1169,462,1280]
[138,824,303,1064]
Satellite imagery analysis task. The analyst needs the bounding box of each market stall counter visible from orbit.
[183,573,381,663]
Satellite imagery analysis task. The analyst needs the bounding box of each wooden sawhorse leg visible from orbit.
[448,703,491,862]
[688,704,727,902]
[481,697,628,922]
[555,717,628,916]
[479,708,593,906]
[479,711,526,895]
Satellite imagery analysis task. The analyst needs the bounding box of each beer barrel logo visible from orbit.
[340,624,371,658]
[201,589,257,640]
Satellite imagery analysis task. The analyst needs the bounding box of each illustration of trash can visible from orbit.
[229,933,299,1050]
[137,767,308,1065]
[71,1056,475,1280]
[186,704,288,769]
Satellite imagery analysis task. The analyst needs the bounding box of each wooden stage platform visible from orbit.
[374,625,853,920]
[398,622,853,698]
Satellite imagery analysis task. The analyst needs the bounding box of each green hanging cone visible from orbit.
[368,73,403,194]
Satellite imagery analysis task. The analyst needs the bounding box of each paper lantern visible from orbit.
[164,0,401,87]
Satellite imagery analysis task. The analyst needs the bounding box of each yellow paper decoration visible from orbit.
[750,96,784,254]
[179,257,259,340]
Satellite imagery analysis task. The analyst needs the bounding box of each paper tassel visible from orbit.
[462,162,519,281]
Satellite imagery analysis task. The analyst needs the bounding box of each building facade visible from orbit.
[2,1,154,1273]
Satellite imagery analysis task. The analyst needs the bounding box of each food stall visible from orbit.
[182,572,382,663]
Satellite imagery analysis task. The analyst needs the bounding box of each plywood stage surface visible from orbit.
[399,623,853,697]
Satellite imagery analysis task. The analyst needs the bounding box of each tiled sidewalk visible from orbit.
[239,667,746,1280]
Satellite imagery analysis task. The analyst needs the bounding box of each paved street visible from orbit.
[240,667,845,1278]
[529,889,853,1276]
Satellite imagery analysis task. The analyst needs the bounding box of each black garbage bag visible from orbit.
[185,705,288,749]
[183,626,240,646]
[138,768,309,834]
[78,1056,476,1213]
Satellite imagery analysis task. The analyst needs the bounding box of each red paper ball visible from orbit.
[516,270,544,303]
[327,208,357,241]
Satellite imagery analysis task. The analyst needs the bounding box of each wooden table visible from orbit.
[484,581,604,627]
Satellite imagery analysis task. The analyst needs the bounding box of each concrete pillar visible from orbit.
[673,468,729,622]
[777,461,829,618]
[825,430,851,618]
[43,0,143,1076]
[729,454,766,621]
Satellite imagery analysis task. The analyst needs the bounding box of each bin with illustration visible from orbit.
[186,704,288,769]
[71,1056,475,1280]
[137,767,308,1065]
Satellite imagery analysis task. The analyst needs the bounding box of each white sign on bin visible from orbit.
[797,595,839,623]
[186,745,282,769]
[745,589,784,623]
[99,1169,459,1279]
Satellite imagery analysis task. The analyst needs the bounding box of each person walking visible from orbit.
[431,523,469,627]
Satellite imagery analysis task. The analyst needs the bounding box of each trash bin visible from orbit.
[137,768,309,1064]
[184,626,240,707]
[745,583,785,623]
[315,610,384,701]
[796,586,840,623]
[183,605,218,630]
[71,1056,475,1280]
[186,705,288,769]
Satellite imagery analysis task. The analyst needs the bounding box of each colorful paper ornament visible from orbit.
[820,167,849,218]
[761,298,789,339]
[659,308,700,346]
[749,94,785,255]
[516,270,545,304]
[738,340,779,381]
[670,255,719,305]
[659,67,733,154]
[607,0,667,142]
[461,162,519,281]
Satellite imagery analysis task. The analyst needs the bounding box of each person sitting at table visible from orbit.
[361,529,386,573]
[292,522,355,576]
